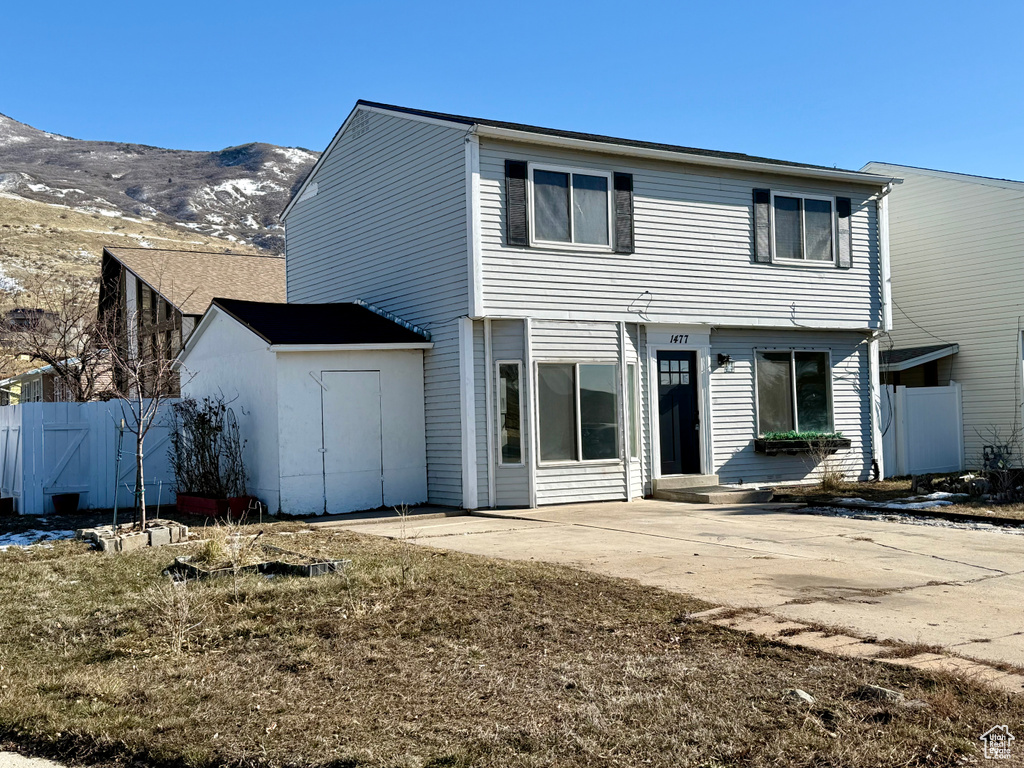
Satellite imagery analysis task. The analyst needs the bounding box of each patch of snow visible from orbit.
[833,493,969,511]
[26,182,85,198]
[274,146,317,165]
[0,529,77,550]
[204,178,285,203]
[0,172,31,192]
[0,264,22,292]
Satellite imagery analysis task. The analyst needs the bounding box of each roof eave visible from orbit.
[269,342,434,352]
[881,344,960,372]
[476,125,898,187]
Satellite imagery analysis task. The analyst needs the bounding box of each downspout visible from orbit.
[877,182,895,333]
[869,181,896,478]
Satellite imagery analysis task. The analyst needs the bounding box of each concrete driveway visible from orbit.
[319,501,1024,669]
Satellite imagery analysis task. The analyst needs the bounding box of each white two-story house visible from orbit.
[181,101,898,514]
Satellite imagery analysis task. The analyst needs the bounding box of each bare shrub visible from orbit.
[803,436,848,492]
[148,575,205,654]
[393,504,419,587]
[976,426,1023,501]
[169,395,248,498]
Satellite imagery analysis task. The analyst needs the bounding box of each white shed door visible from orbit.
[321,371,384,513]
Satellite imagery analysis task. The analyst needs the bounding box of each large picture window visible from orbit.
[538,362,619,462]
[531,166,611,247]
[772,193,835,263]
[755,350,833,435]
[496,362,522,465]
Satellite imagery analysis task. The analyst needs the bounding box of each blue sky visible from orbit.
[3,1,1023,178]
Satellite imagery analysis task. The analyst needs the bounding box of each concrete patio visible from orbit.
[315,500,1024,672]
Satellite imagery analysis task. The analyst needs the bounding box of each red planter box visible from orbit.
[176,494,258,519]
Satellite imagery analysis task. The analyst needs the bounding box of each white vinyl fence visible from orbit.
[881,384,964,478]
[0,400,179,515]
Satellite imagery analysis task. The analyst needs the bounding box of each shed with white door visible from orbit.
[177,298,431,515]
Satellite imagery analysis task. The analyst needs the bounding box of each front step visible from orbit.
[653,474,719,492]
[654,485,774,505]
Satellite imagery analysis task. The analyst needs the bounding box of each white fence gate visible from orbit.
[0,400,179,515]
[881,384,964,477]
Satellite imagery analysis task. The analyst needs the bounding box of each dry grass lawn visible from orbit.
[1,524,1021,768]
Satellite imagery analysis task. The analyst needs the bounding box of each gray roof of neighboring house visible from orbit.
[880,343,959,371]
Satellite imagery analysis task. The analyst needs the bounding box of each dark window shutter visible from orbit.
[752,188,771,263]
[613,172,634,254]
[505,160,529,247]
[836,197,852,269]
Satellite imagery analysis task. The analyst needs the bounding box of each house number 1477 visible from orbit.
[670,334,688,343]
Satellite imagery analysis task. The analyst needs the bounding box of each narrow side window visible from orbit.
[627,363,639,459]
[497,362,522,465]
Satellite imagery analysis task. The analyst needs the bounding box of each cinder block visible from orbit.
[148,527,171,548]
[97,536,119,553]
[119,532,148,552]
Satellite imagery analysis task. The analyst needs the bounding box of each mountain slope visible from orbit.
[0,191,264,287]
[0,113,318,255]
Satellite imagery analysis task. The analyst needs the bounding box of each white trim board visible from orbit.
[458,318,478,509]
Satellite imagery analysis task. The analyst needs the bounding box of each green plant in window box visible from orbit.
[760,430,844,441]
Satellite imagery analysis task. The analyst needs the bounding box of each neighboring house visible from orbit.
[98,247,286,394]
[0,363,57,404]
[862,162,1021,466]
[184,101,898,514]
[0,355,111,405]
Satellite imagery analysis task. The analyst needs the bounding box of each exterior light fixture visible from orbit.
[717,353,735,373]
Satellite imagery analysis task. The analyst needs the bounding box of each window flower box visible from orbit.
[754,437,852,456]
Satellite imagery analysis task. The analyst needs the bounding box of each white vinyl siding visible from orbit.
[863,163,1024,467]
[479,139,880,328]
[284,109,469,506]
[531,320,627,504]
[710,329,872,484]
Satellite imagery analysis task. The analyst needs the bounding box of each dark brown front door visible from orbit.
[658,350,700,475]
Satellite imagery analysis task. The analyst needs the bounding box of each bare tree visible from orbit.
[99,304,191,531]
[0,274,110,402]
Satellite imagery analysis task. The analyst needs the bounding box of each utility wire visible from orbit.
[892,299,957,347]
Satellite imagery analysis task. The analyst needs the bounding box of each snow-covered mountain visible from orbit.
[0,112,318,254]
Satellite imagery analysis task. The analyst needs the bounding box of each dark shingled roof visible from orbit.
[881,344,958,368]
[357,100,867,175]
[211,299,429,346]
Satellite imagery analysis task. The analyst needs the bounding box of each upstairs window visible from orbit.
[771,193,835,263]
[531,166,611,247]
[755,350,833,435]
